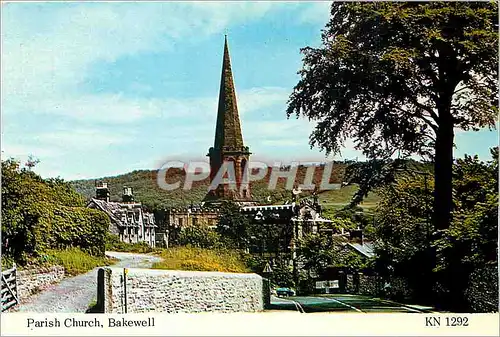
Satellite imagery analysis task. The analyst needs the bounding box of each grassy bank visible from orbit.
[43,248,116,276]
[151,247,250,273]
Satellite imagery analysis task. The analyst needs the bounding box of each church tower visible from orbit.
[206,36,252,202]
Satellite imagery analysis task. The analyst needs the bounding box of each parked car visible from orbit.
[276,287,295,297]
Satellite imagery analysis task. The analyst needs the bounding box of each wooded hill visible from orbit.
[70,159,433,211]
[70,163,351,210]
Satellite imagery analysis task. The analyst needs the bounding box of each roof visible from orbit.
[88,198,157,227]
[346,242,375,258]
[241,204,294,212]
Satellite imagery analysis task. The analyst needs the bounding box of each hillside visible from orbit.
[70,163,373,210]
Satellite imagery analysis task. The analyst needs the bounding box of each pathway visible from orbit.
[14,251,160,313]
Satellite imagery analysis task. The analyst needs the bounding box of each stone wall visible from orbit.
[17,266,65,299]
[97,267,266,313]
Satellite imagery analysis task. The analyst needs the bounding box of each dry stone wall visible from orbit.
[97,267,265,313]
[17,266,65,299]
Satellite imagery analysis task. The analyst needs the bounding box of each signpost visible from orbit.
[315,280,339,293]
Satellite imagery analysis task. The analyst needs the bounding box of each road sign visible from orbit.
[263,262,272,273]
[315,281,326,289]
[315,280,339,289]
[329,280,339,289]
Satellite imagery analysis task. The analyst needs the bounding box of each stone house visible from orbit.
[87,182,157,247]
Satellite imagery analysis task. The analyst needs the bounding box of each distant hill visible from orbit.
[71,163,352,210]
[70,159,437,212]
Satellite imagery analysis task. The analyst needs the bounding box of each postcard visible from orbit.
[1,1,498,336]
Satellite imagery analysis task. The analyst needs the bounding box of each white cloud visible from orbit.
[1,2,351,179]
[238,87,289,117]
[298,1,331,25]
[2,2,287,123]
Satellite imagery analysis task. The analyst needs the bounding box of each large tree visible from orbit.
[287,2,498,231]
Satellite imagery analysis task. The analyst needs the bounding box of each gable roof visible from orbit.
[346,242,375,258]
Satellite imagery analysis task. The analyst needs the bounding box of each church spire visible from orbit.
[214,35,244,149]
[206,36,252,203]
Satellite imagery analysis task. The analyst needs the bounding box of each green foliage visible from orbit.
[179,226,221,249]
[105,234,153,253]
[269,260,295,288]
[465,262,498,313]
[2,158,110,264]
[216,202,251,249]
[151,247,250,273]
[42,248,116,276]
[1,256,15,270]
[432,150,498,311]
[70,164,348,210]
[296,234,334,276]
[371,148,498,311]
[288,2,497,158]
[287,2,498,231]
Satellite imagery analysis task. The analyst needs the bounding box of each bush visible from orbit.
[2,159,110,263]
[178,226,221,249]
[105,234,153,253]
[152,247,250,273]
[1,255,15,269]
[465,263,498,313]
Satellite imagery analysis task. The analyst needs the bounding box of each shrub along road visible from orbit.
[13,252,161,313]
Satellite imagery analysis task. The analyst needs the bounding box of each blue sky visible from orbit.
[2,2,497,180]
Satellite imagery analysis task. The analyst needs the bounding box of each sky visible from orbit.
[1,1,498,181]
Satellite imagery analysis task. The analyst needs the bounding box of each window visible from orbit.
[192,217,197,226]
[178,218,183,227]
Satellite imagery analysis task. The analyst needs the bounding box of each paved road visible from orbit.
[14,251,161,313]
[269,294,433,313]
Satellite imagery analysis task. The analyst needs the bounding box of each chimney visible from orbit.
[95,181,110,202]
[122,186,134,203]
[349,229,363,245]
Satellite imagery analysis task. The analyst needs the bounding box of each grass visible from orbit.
[318,185,380,208]
[151,246,251,273]
[85,298,102,313]
[44,248,117,276]
[105,234,154,254]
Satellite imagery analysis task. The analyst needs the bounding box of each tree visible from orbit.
[296,233,334,277]
[1,158,108,262]
[370,173,435,304]
[216,202,251,249]
[433,148,498,311]
[370,148,498,311]
[179,225,221,249]
[287,2,498,232]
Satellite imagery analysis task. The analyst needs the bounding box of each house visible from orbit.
[87,182,157,247]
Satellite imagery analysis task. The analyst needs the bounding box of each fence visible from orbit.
[2,264,19,312]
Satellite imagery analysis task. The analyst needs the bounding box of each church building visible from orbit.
[161,36,335,257]
[205,35,253,203]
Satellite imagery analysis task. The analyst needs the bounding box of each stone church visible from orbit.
[160,36,334,252]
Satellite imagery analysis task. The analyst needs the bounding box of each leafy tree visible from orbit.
[296,233,334,277]
[179,225,221,249]
[216,202,251,249]
[433,148,498,311]
[1,158,108,263]
[370,173,435,303]
[371,148,498,311]
[287,2,498,231]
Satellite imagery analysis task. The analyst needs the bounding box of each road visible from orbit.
[14,251,161,313]
[269,294,434,313]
